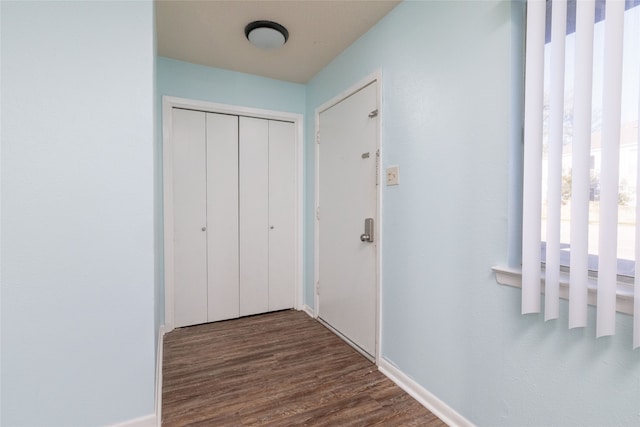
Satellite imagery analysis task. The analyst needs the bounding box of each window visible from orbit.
[495,0,640,349]
[540,0,639,279]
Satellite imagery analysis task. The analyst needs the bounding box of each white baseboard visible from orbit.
[108,413,156,427]
[155,324,166,427]
[378,358,475,427]
[301,304,316,318]
[108,325,165,427]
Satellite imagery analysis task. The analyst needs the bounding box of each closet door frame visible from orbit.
[162,96,304,332]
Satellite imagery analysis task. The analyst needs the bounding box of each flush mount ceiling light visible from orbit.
[245,20,289,50]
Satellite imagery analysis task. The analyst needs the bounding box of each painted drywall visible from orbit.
[155,57,305,326]
[0,3,3,424]
[1,1,155,426]
[152,0,161,372]
[157,57,305,113]
[306,1,640,426]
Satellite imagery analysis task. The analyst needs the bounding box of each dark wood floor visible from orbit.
[162,310,446,426]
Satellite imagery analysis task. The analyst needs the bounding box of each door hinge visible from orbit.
[316,130,320,144]
[368,109,378,118]
[316,281,320,294]
[316,206,320,221]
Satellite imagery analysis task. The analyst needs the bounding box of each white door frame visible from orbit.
[162,95,305,332]
[314,72,382,362]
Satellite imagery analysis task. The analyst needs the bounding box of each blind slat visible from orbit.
[545,0,568,322]
[568,0,595,329]
[636,27,640,348]
[596,0,625,338]
[635,103,640,348]
[522,0,547,315]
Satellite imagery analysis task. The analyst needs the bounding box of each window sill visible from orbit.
[492,265,634,315]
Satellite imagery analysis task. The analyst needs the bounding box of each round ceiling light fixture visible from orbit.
[245,20,289,50]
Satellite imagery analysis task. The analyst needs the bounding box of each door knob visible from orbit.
[360,233,370,242]
[201,226,206,231]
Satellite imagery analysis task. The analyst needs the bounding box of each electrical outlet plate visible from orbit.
[386,166,399,186]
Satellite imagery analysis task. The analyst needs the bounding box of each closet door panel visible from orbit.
[172,108,208,327]
[268,121,296,311]
[239,117,269,316]
[206,113,240,322]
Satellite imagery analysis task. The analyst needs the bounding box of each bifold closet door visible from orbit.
[268,120,296,311]
[239,117,270,316]
[206,113,239,322]
[172,108,208,328]
[172,110,295,325]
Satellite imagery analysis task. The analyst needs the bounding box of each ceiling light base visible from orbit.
[245,20,289,49]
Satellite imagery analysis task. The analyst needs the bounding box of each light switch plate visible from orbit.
[386,166,399,186]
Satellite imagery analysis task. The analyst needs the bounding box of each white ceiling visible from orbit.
[156,0,401,84]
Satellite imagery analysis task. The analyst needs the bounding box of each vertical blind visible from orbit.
[522,0,640,348]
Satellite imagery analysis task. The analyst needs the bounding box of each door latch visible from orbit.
[360,218,374,242]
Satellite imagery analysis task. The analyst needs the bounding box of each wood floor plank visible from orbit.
[162,310,446,426]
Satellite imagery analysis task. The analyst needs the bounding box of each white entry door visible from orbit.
[318,82,378,357]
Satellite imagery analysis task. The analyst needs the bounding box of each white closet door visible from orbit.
[239,117,269,316]
[172,108,208,327]
[268,120,296,311]
[206,113,240,322]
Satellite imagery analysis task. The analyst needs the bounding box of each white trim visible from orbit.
[492,265,634,315]
[295,113,304,311]
[155,325,165,427]
[375,73,384,362]
[301,304,316,318]
[313,116,320,321]
[107,414,156,427]
[313,119,320,322]
[163,96,303,122]
[315,72,382,115]
[313,71,382,363]
[162,96,304,331]
[378,358,475,427]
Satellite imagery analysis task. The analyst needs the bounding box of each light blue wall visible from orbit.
[157,57,305,113]
[0,3,3,424]
[155,57,306,326]
[307,1,640,426]
[1,1,156,426]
